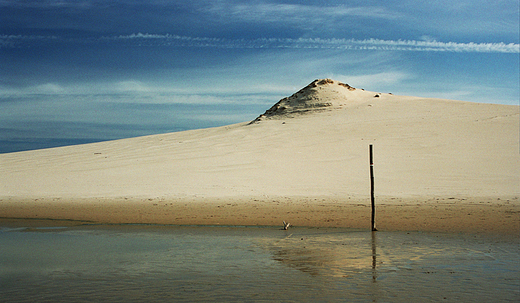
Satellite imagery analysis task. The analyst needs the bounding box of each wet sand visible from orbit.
[1,196,518,236]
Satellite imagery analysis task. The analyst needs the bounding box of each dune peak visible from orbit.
[250,78,357,123]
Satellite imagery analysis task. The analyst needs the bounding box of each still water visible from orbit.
[1,225,518,302]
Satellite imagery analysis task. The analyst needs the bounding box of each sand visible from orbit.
[1,196,519,235]
[1,79,519,234]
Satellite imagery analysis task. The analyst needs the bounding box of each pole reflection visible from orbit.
[370,231,380,303]
[372,231,377,282]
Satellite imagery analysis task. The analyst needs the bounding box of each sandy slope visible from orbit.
[1,79,519,232]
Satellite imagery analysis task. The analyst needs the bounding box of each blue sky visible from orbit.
[1,0,519,153]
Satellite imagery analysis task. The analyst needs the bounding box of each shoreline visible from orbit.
[1,196,518,236]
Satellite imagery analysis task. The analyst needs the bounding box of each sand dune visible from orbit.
[1,79,519,232]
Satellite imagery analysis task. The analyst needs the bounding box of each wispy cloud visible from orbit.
[0,34,58,48]
[333,72,412,88]
[110,34,520,53]
[203,2,399,25]
[0,0,93,8]
[4,33,516,53]
[0,80,284,106]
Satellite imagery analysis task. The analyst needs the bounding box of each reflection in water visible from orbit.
[265,230,386,278]
[270,233,336,276]
[372,231,377,282]
[370,231,379,303]
[265,229,520,302]
[268,230,380,283]
[1,226,519,302]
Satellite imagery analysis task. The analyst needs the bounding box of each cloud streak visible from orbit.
[3,33,518,53]
[203,2,400,25]
[113,34,520,53]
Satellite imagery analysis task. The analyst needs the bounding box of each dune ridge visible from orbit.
[1,79,519,233]
[250,78,359,122]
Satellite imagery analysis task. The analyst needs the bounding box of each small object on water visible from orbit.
[282,221,291,230]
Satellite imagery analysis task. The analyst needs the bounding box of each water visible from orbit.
[0,225,518,302]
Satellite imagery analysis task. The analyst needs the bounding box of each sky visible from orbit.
[1,0,519,153]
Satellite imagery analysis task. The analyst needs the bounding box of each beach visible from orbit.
[1,79,519,235]
[0,196,518,235]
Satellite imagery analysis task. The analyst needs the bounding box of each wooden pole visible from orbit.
[369,144,377,231]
